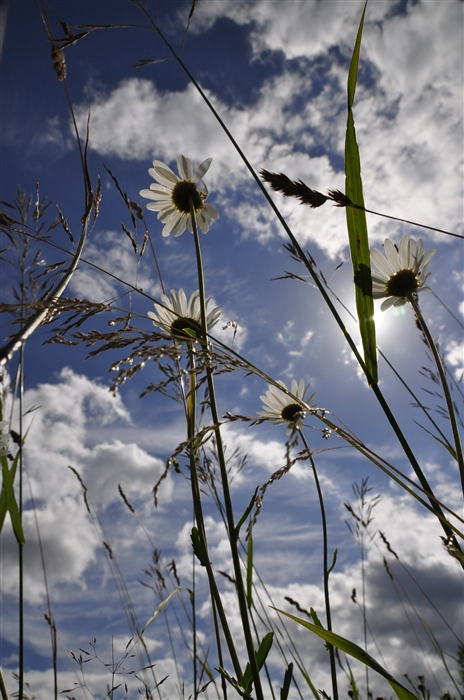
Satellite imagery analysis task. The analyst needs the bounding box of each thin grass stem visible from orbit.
[186,346,242,686]
[189,198,264,699]
[409,295,464,497]
[136,8,459,550]
[299,431,339,700]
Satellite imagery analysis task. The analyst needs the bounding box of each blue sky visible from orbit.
[1,1,463,698]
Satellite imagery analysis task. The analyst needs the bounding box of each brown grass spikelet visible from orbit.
[51,44,66,81]
[327,189,353,207]
[260,169,328,208]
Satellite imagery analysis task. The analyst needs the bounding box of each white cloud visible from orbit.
[1,368,171,604]
[446,339,464,381]
[71,229,162,301]
[3,3,463,696]
[64,0,462,264]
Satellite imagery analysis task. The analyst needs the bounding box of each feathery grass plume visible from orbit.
[261,171,463,239]
[259,169,329,208]
[260,169,354,210]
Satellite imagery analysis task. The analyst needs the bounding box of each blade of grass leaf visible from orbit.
[0,453,25,544]
[280,663,293,700]
[273,609,420,700]
[345,0,377,385]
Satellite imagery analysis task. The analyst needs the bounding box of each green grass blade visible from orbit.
[345,1,377,385]
[246,535,253,608]
[0,454,25,544]
[280,662,293,700]
[140,586,187,636]
[241,632,274,694]
[273,608,420,700]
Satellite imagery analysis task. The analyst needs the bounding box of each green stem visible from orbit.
[147,15,452,541]
[409,295,464,497]
[189,199,264,700]
[187,352,198,698]
[299,431,339,700]
[186,346,242,683]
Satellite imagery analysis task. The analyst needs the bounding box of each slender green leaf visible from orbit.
[273,608,420,700]
[246,535,253,607]
[346,659,361,700]
[241,632,274,694]
[293,659,323,699]
[216,667,253,699]
[140,586,187,636]
[345,0,377,385]
[327,548,338,576]
[234,487,258,538]
[190,526,207,566]
[0,454,25,545]
[414,421,457,461]
[280,662,293,700]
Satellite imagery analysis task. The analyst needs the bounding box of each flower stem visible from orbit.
[139,0,458,546]
[409,295,464,497]
[189,198,264,700]
[299,430,339,700]
[186,344,242,685]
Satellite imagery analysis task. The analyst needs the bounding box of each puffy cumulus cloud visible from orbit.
[74,79,229,164]
[82,439,171,508]
[1,498,99,604]
[1,367,171,605]
[4,660,184,700]
[239,492,463,697]
[188,0,370,60]
[70,229,162,301]
[446,338,464,381]
[190,0,463,243]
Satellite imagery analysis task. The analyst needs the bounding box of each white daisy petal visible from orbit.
[177,155,193,181]
[420,249,437,268]
[148,288,221,341]
[150,162,179,187]
[258,379,316,433]
[384,238,402,273]
[172,215,189,237]
[162,213,182,237]
[204,203,220,220]
[398,234,411,267]
[370,234,435,311]
[194,158,212,182]
[141,155,219,237]
[146,203,164,213]
[370,249,393,279]
[380,297,397,311]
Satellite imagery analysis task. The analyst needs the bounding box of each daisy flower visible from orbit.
[257,379,316,434]
[370,234,436,311]
[140,155,219,237]
[148,288,221,340]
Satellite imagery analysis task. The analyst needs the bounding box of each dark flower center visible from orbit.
[172,181,204,214]
[385,269,418,298]
[281,403,305,422]
[170,317,201,339]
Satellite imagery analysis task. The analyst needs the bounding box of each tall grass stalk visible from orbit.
[409,294,464,495]
[189,197,264,698]
[133,2,460,553]
[1,3,463,699]
[299,430,339,700]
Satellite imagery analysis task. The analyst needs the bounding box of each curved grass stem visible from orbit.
[189,198,264,700]
[136,9,457,549]
[409,295,464,497]
[299,430,339,700]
